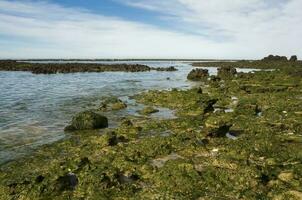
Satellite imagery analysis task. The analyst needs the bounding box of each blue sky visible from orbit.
[0,0,301,59]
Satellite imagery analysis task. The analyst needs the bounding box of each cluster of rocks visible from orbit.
[262,55,298,62]
[187,68,209,81]
[217,66,237,79]
[187,66,237,81]
[0,60,178,74]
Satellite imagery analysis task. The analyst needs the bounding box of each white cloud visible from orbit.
[122,0,302,58]
[0,0,301,59]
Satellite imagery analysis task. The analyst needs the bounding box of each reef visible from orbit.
[0,60,178,74]
[0,59,302,199]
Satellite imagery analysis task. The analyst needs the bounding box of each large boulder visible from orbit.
[65,111,108,131]
[289,55,298,62]
[217,67,237,79]
[187,68,209,81]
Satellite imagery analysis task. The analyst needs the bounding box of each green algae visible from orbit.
[1,63,302,199]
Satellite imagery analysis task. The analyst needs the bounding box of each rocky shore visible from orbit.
[0,60,177,74]
[0,57,302,199]
[192,55,301,70]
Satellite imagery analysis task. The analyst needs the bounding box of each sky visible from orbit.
[0,0,301,59]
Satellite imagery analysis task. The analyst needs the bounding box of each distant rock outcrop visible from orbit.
[262,55,288,62]
[0,60,178,74]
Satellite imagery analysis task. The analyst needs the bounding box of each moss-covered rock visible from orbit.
[65,110,108,131]
[187,68,209,81]
[99,97,127,111]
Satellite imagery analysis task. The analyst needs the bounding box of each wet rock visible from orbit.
[139,106,159,115]
[116,172,139,184]
[66,111,108,131]
[56,172,78,191]
[289,55,298,62]
[99,97,127,111]
[205,115,232,137]
[217,67,237,79]
[187,68,209,81]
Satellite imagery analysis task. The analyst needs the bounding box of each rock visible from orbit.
[56,172,78,191]
[217,67,237,79]
[66,111,108,131]
[278,171,294,183]
[187,68,209,81]
[152,66,178,71]
[99,97,127,111]
[120,119,133,127]
[262,55,288,62]
[116,172,139,184]
[139,107,159,115]
[289,55,298,62]
[205,115,232,137]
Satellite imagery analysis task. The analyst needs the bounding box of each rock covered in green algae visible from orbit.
[217,66,237,79]
[65,110,108,131]
[138,106,159,115]
[187,68,209,81]
[99,97,127,111]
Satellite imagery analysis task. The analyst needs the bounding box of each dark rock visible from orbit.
[217,67,237,79]
[205,115,233,137]
[66,111,108,131]
[289,55,298,62]
[187,68,209,81]
[35,175,45,183]
[56,173,78,191]
[152,66,178,71]
[196,88,203,94]
[262,55,288,62]
[116,173,139,184]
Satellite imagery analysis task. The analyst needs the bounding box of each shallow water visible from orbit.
[0,61,195,164]
[0,61,259,164]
